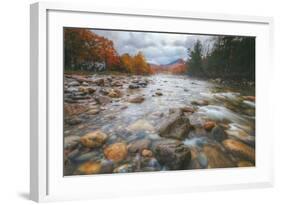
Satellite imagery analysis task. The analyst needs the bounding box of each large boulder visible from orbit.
[153,139,191,170]
[80,130,108,148]
[104,142,128,162]
[222,139,255,162]
[158,109,191,140]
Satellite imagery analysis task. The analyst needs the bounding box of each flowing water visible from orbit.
[64,74,255,175]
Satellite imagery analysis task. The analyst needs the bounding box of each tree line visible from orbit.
[187,36,255,81]
[64,28,153,75]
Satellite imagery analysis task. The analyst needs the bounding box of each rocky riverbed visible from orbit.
[63,73,255,175]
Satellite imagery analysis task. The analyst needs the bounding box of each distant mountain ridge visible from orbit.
[149,58,187,74]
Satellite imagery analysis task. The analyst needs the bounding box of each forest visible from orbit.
[187,37,255,81]
[64,28,255,81]
[64,28,153,75]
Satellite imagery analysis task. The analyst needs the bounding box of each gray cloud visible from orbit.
[92,29,213,65]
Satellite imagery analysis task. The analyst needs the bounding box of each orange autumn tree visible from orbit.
[64,28,120,71]
[120,52,153,75]
[120,53,134,73]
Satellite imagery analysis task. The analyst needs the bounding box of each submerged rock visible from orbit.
[100,159,114,173]
[153,139,191,170]
[223,139,255,162]
[237,161,254,167]
[65,117,82,125]
[211,125,227,142]
[64,103,88,116]
[203,121,216,131]
[203,145,235,168]
[104,142,128,162]
[108,88,122,98]
[80,130,108,148]
[142,149,153,157]
[113,164,133,173]
[181,106,195,113]
[64,135,80,149]
[158,109,191,140]
[77,161,101,175]
[129,84,140,89]
[95,95,112,105]
[225,124,255,145]
[86,108,100,115]
[128,95,145,103]
[155,91,163,96]
[127,139,151,153]
[191,99,209,106]
[68,81,80,86]
[74,151,99,163]
[127,119,155,132]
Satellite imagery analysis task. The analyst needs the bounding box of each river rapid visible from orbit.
[63,74,255,175]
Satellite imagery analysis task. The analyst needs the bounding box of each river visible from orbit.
[64,74,255,175]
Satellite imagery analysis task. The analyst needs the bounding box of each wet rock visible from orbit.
[104,142,128,162]
[71,95,91,100]
[127,139,151,153]
[225,126,254,145]
[142,149,153,157]
[111,81,123,87]
[100,159,114,173]
[155,92,163,96]
[181,106,195,113]
[222,139,255,162]
[128,95,145,103]
[211,125,227,142]
[197,153,208,168]
[80,130,108,148]
[64,136,80,149]
[153,139,191,170]
[191,100,209,106]
[100,88,110,95]
[77,161,101,175]
[108,89,122,98]
[113,164,133,173]
[95,95,112,105]
[65,87,79,93]
[237,161,254,167]
[82,82,89,86]
[243,96,255,102]
[203,121,216,131]
[127,119,155,132]
[74,151,99,163]
[203,145,235,168]
[93,78,105,86]
[68,81,80,86]
[145,158,161,170]
[67,148,80,159]
[86,108,100,115]
[78,86,89,94]
[159,110,191,140]
[65,117,82,125]
[129,84,140,89]
[64,103,88,116]
[242,100,255,109]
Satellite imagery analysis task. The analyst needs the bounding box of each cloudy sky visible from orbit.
[92,29,214,65]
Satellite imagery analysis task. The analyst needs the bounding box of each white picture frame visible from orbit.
[30,1,274,202]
